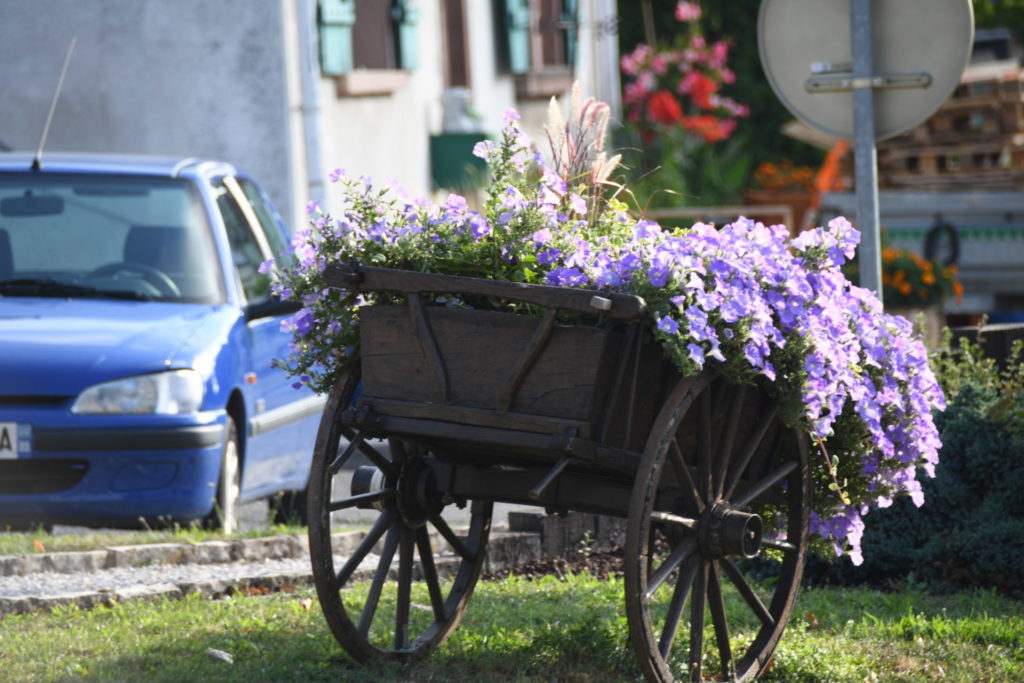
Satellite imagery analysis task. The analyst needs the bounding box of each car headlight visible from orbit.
[71,370,205,415]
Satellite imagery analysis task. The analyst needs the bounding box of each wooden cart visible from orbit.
[307,262,811,682]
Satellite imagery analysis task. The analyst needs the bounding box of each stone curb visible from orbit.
[0,530,545,616]
[0,534,310,577]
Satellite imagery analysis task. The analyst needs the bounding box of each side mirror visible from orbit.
[245,295,301,321]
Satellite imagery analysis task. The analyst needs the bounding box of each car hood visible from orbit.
[0,298,222,396]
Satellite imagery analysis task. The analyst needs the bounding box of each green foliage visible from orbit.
[973,0,1024,43]
[618,126,753,209]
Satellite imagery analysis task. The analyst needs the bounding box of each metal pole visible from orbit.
[850,0,883,304]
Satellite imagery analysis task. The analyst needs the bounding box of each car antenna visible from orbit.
[32,37,77,172]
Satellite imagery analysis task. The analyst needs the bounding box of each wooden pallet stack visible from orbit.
[878,60,1024,190]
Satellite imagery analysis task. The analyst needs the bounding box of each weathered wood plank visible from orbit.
[325,262,647,320]
[359,306,622,424]
[358,396,591,438]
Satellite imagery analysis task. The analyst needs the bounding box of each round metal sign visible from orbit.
[758,0,974,140]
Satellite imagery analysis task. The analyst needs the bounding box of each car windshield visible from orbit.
[0,173,223,303]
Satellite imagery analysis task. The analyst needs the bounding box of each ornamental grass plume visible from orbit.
[268,94,945,565]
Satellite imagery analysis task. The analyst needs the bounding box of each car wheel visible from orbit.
[204,417,241,534]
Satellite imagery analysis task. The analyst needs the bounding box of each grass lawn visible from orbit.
[1,573,1021,682]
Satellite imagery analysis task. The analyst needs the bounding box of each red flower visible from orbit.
[679,71,718,110]
[647,90,684,125]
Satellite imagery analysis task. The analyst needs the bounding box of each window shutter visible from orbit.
[318,0,355,75]
[562,0,578,66]
[392,0,420,70]
[505,0,531,74]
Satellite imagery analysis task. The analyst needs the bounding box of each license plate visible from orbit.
[0,422,32,459]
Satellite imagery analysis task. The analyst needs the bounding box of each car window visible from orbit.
[235,177,289,259]
[0,173,222,303]
[212,177,273,303]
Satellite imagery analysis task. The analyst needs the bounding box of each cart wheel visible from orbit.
[625,370,810,682]
[308,367,493,662]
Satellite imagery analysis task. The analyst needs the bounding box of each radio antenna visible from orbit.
[32,37,77,171]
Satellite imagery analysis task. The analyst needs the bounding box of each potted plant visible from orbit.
[268,88,945,566]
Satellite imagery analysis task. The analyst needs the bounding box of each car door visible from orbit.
[212,175,320,496]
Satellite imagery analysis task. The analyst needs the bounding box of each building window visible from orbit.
[443,0,470,87]
[317,0,419,96]
[501,0,577,99]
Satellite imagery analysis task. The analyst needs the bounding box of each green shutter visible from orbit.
[505,0,531,74]
[318,0,355,75]
[392,0,419,70]
[562,0,578,66]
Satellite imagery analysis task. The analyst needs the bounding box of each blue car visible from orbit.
[0,152,323,531]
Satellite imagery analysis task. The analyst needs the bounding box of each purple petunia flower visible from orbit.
[657,315,680,335]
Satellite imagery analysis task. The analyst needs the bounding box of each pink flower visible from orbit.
[675,1,702,22]
[712,41,729,65]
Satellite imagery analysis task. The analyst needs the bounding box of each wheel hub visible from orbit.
[699,502,763,559]
[349,457,444,528]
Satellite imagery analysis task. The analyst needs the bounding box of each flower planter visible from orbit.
[357,304,670,449]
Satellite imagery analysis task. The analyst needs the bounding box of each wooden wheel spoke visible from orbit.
[358,524,401,636]
[355,439,397,479]
[328,488,396,512]
[394,527,414,650]
[415,527,447,623]
[647,537,697,599]
[429,514,474,561]
[721,558,775,629]
[698,389,714,500]
[328,431,365,476]
[670,440,705,514]
[733,460,798,509]
[650,511,698,529]
[723,404,778,501]
[336,509,394,585]
[657,554,701,659]
[707,563,734,681]
[688,561,708,682]
[714,385,748,498]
